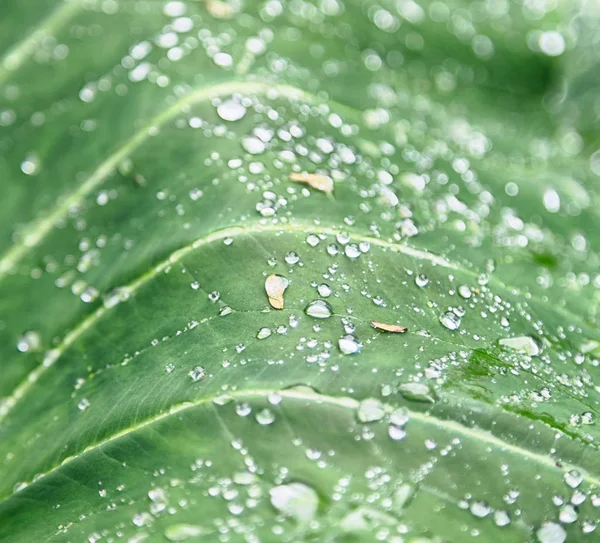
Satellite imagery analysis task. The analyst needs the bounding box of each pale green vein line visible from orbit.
[0,0,83,85]
[0,79,354,280]
[0,221,449,423]
[3,387,599,505]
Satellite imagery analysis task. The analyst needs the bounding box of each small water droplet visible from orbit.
[164,524,208,541]
[255,408,275,425]
[317,283,332,297]
[189,366,206,382]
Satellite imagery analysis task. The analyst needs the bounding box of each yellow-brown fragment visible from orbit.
[370,321,408,334]
[265,274,289,309]
[289,172,334,195]
[207,0,236,18]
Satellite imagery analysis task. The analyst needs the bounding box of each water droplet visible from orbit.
[344,244,361,259]
[398,382,435,403]
[458,285,472,299]
[269,482,318,524]
[317,283,332,297]
[257,327,272,339]
[357,398,385,422]
[78,398,90,411]
[255,408,275,425]
[189,366,206,382]
[439,311,461,330]
[470,500,491,518]
[304,299,333,319]
[306,234,320,247]
[216,100,246,121]
[20,154,40,175]
[499,336,540,356]
[494,510,511,527]
[17,331,41,353]
[415,274,429,287]
[558,504,577,523]
[536,521,566,543]
[242,136,266,154]
[285,251,300,265]
[338,335,361,355]
[564,470,583,488]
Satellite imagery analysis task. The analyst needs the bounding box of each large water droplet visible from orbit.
[304,299,333,319]
[439,311,461,330]
[357,398,385,422]
[398,382,435,403]
[269,482,318,524]
[216,100,246,121]
[536,522,566,543]
[339,335,361,355]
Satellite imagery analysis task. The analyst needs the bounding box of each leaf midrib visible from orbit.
[2,385,598,506]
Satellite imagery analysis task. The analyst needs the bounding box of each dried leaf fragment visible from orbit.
[289,172,334,195]
[370,321,407,334]
[265,274,289,309]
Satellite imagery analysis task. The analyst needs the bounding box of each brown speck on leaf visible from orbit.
[289,172,334,195]
[265,274,289,310]
[370,321,408,334]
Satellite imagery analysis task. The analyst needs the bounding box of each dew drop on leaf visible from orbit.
[269,482,318,525]
[398,382,435,403]
[304,299,333,319]
[536,521,566,543]
[338,335,361,355]
[17,331,41,353]
[216,100,246,122]
[189,366,206,382]
[439,311,461,330]
[255,408,275,425]
[357,398,385,423]
[257,327,272,339]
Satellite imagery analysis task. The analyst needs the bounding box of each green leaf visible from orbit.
[1,1,599,542]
